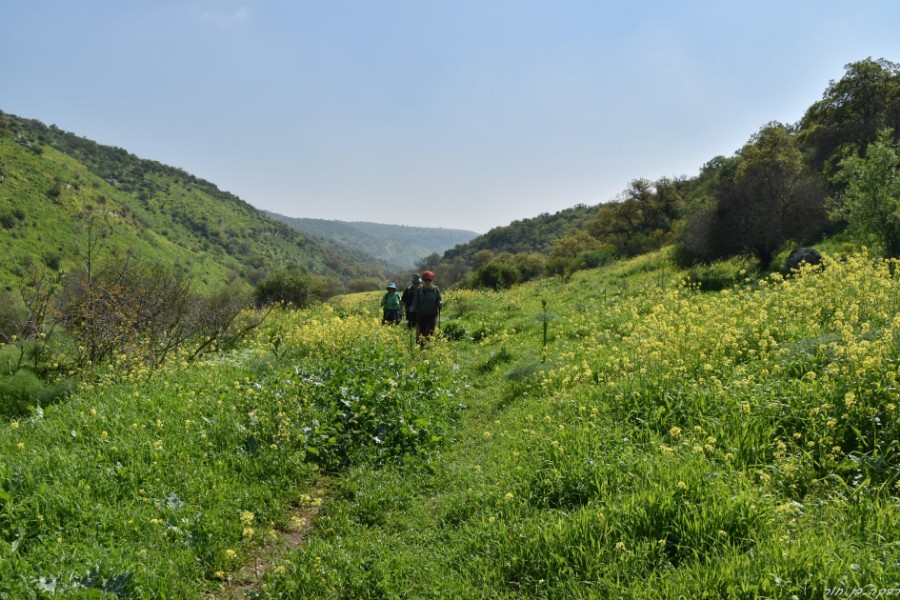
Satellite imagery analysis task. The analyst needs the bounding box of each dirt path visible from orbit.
[213,482,327,599]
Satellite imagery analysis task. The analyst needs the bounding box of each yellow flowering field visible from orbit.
[262,250,900,598]
[2,249,899,598]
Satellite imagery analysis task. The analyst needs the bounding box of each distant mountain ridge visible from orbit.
[264,212,479,270]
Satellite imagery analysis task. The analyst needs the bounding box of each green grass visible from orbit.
[0,307,460,597]
[3,249,900,597]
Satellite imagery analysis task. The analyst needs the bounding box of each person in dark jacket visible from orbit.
[410,270,443,345]
[400,273,421,329]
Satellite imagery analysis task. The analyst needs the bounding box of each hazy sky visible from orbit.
[2,1,898,233]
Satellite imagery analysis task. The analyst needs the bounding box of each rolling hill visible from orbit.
[264,212,479,271]
[0,110,391,294]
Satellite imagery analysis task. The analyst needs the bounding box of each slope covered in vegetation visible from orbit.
[0,111,390,294]
[2,247,898,597]
[435,58,900,290]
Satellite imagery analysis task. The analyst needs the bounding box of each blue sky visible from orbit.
[2,1,898,233]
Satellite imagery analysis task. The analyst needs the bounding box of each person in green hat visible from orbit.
[381,282,402,325]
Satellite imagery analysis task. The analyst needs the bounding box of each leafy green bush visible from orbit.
[257,343,459,471]
[577,246,617,269]
[254,266,323,308]
[684,259,758,291]
[440,321,467,341]
[0,292,26,341]
[0,211,16,230]
[472,261,522,290]
[0,369,71,418]
[41,251,61,271]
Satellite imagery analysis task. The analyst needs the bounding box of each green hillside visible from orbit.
[0,111,389,294]
[445,204,597,258]
[435,58,900,289]
[2,247,899,597]
[264,212,479,271]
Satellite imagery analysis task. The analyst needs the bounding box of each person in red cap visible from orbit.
[410,271,443,345]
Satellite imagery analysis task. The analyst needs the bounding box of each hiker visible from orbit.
[410,270,443,344]
[400,273,421,329]
[381,282,402,325]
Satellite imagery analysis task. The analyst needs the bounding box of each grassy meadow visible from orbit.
[2,249,900,598]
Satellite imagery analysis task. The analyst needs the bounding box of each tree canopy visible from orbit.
[831,129,900,257]
[798,57,900,176]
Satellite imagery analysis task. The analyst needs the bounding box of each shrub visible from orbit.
[0,292,27,342]
[54,257,253,368]
[42,252,62,271]
[0,211,16,229]
[577,246,617,269]
[684,259,758,291]
[830,129,900,257]
[255,267,323,308]
[440,321,467,341]
[473,261,522,290]
[546,255,576,279]
[0,369,72,419]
